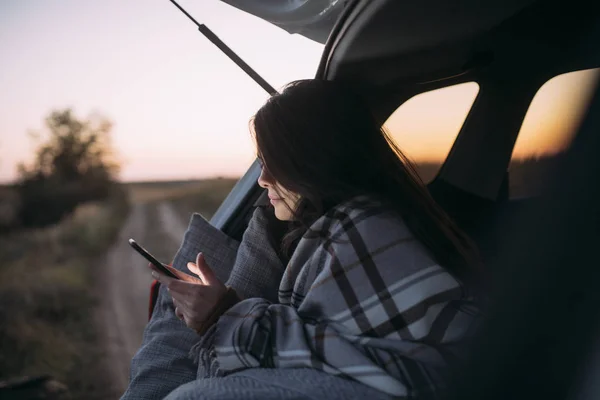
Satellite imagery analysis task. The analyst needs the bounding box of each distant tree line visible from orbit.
[0,107,565,232]
[1,109,122,232]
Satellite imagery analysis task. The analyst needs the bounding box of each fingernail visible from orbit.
[151,272,158,279]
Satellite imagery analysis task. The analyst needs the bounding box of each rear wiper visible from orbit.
[168,0,278,96]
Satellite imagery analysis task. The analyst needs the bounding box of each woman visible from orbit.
[151,79,482,399]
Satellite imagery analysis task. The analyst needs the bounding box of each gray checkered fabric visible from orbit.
[121,207,284,400]
[193,197,480,398]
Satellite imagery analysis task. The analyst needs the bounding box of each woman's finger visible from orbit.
[176,300,205,330]
[195,253,218,285]
[165,278,212,297]
[169,283,211,309]
[148,262,202,284]
[172,291,212,316]
[174,306,185,320]
[186,262,203,281]
[173,293,214,331]
[172,298,187,321]
[151,269,177,287]
[166,264,202,283]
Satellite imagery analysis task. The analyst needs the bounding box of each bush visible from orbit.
[15,109,120,229]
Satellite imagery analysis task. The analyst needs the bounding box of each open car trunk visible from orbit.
[219,0,540,50]
[220,0,345,43]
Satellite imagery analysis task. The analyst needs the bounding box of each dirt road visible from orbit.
[97,201,188,397]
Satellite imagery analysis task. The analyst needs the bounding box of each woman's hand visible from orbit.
[148,252,230,334]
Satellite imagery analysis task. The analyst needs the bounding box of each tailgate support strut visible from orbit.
[169,0,279,96]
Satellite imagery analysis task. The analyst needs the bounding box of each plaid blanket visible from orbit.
[193,197,480,398]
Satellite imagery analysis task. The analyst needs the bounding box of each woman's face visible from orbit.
[257,164,300,221]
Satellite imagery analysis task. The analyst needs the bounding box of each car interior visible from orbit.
[213,0,599,261]
[207,0,600,397]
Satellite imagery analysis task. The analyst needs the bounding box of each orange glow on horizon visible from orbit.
[512,68,600,159]
[384,68,600,165]
[384,82,480,163]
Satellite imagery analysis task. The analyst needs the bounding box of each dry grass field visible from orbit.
[125,178,238,222]
[0,193,129,399]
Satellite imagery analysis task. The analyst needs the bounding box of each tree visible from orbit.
[16,109,121,227]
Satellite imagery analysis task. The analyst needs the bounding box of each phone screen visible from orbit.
[128,239,180,280]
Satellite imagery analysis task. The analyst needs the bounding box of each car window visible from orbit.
[383,82,480,182]
[509,68,600,198]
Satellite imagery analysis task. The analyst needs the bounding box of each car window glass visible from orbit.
[383,82,480,182]
[509,68,600,197]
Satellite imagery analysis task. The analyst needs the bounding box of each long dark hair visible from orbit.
[252,79,481,285]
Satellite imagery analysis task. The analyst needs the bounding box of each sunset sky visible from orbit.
[1,0,598,183]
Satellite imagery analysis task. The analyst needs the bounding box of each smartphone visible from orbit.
[128,238,180,280]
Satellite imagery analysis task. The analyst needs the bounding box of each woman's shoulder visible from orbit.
[308,195,412,244]
[307,195,454,289]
